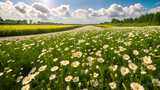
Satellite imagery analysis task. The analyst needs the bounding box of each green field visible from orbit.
[0,25,80,36]
[0,26,160,90]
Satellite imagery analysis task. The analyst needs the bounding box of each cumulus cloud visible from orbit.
[148,6,160,14]
[72,9,90,18]
[52,5,70,17]
[0,0,160,24]
[32,3,50,14]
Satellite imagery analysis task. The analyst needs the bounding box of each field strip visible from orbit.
[0,26,104,41]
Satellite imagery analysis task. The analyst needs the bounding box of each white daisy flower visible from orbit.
[109,82,117,89]
[130,82,144,90]
[71,61,80,68]
[60,60,70,66]
[49,74,56,80]
[120,67,130,76]
[38,65,47,72]
[65,75,73,82]
[50,66,59,72]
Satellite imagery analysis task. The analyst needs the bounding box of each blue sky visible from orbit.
[0,0,160,24]
[8,0,160,9]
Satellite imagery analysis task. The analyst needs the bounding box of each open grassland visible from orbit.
[0,25,80,36]
[0,26,160,90]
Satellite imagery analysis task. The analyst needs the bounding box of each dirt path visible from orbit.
[0,26,104,41]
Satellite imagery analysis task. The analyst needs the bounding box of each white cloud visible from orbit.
[148,6,160,14]
[0,0,24,20]
[0,0,160,24]
[72,9,90,18]
[52,5,70,17]
[32,3,50,14]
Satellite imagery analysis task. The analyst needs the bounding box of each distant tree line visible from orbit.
[0,17,30,25]
[0,17,63,25]
[102,12,160,26]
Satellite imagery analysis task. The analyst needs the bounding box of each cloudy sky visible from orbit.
[0,0,160,24]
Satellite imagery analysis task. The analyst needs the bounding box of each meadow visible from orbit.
[0,25,80,37]
[0,26,160,90]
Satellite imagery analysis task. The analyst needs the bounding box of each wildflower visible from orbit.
[38,65,47,72]
[109,82,117,89]
[50,66,59,72]
[120,67,130,76]
[128,63,138,71]
[93,72,99,78]
[6,69,13,73]
[93,80,99,87]
[103,45,109,49]
[119,46,126,52]
[123,54,130,60]
[109,65,118,72]
[72,51,82,58]
[22,75,34,85]
[143,56,152,65]
[60,60,70,66]
[53,58,58,62]
[87,56,94,62]
[73,76,79,82]
[152,79,160,87]
[146,65,156,71]
[95,50,102,57]
[130,82,144,90]
[16,76,23,83]
[0,72,4,77]
[97,58,104,63]
[140,70,147,75]
[21,84,30,90]
[133,50,139,56]
[65,75,73,82]
[49,74,56,80]
[71,61,80,68]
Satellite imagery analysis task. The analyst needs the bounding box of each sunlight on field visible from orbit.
[0,25,80,36]
[0,26,160,90]
[96,24,113,28]
[0,25,79,31]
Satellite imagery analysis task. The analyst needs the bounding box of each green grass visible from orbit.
[0,25,81,36]
[0,26,160,90]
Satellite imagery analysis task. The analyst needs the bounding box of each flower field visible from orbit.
[0,25,80,37]
[0,26,160,90]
